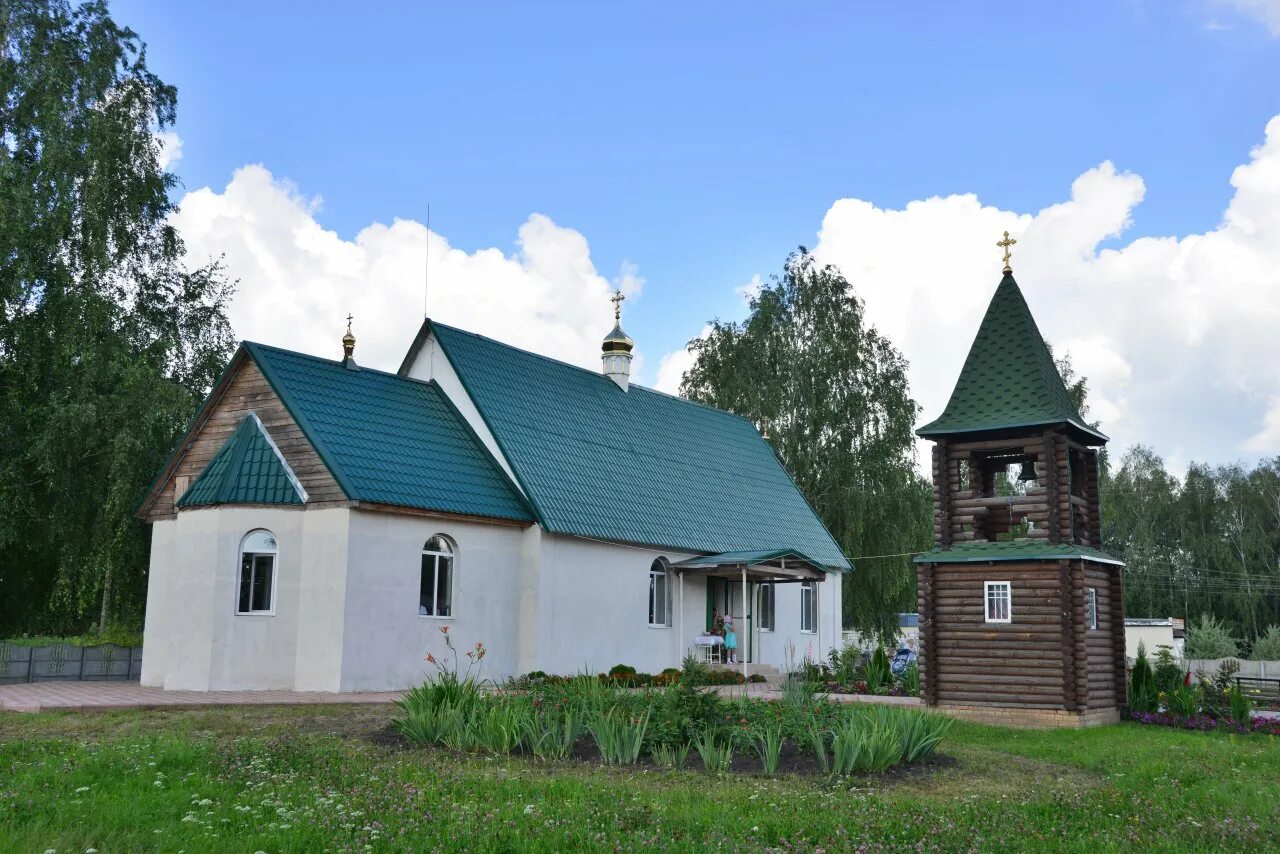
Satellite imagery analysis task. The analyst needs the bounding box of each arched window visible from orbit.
[420,535,454,618]
[238,530,277,614]
[648,559,671,627]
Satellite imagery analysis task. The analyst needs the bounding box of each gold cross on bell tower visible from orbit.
[997,231,1017,273]
[610,289,625,323]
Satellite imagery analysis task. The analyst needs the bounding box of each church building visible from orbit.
[913,235,1126,727]
[136,297,848,692]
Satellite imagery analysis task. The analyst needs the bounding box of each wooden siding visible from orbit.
[918,559,1126,710]
[142,359,346,520]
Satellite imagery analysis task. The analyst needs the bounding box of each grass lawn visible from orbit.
[1,704,1276,852]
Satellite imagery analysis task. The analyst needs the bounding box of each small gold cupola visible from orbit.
[602,289,634,391]
[342,314,359,370]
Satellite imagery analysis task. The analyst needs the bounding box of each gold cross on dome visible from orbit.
[610,289,625,322]
[997,231,1017,273]
[345,313,354,332]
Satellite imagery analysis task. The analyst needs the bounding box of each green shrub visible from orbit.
[865,647,891,694]
[1128,643,1158,713]
[609,664,637,676]
[1229,685,1252,725]
[1165,683,1200,717]
[892,708,952,763]
[808,722,830,774]
[1198,659,1241,719]
[649,682,723,748]
[651,741,690,769]
[750,723,784,776]
[1151,645,1184,695]
[589,706,650,765]
[902,662,920,695]
[473,700,528,754]
[525,707,584,760]
[1185,614,1240,660]
[693,728,733,773]
[1250,625,1280,661]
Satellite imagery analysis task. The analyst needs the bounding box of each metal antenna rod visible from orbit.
[430,203,435,317]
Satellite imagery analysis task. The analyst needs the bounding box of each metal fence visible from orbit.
[0,644,143,683]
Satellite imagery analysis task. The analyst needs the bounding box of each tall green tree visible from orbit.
[0,0,234,634]
[680,249,931,639]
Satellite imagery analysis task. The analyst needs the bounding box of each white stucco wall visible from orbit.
[339,509,526,691]
[1125,623,1182,662]
[141,506,320,691]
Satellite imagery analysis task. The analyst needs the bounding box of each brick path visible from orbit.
[0,681,402,713]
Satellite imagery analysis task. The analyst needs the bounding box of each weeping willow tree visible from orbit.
[680,249,931,639]
[0,1,235,635]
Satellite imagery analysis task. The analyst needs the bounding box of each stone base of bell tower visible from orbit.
[931,703,1121,729]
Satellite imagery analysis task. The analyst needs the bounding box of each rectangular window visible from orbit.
[758,583,775,631]
[649,565,670,627]
[985,581,1011,623]
[238,554,274,614]
[420,553,453,617]
[800,581,817,633]
[1087,587,1098,630]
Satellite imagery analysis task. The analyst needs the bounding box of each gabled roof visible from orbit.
[239,343,533,523]
[917,272,1106,443]
[178,413,305,508]
[913,540,1122,565]
[422,321,851,570]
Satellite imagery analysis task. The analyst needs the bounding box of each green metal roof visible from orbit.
[913,540,1123,565]
[672,549,835,570]
[917,272,1106,443]
[240,343,533,523]
[178,413,304,508]
[427,322,851,570]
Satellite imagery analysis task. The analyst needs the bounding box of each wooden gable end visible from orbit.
[139,354,347,520]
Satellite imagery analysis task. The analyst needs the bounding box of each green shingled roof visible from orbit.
[240,343,533,523]
[178,414,304,508]
[917,272,1106,442]
[427,322,851,570]
[913,540,1122,565]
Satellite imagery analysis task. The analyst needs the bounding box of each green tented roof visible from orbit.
[913,540,1122,565]
[426,322,851,570]
[917,272,1106,443]
[178,414,304,508]
[239,343,533,523]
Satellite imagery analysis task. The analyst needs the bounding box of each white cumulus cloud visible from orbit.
[172,165,641,375]
[655,115,1280,464]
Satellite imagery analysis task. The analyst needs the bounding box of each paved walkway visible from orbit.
[0,681,402,713]
[711,684,921,706]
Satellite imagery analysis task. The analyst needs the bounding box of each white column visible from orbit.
[678,570,685,668]
[741,567,749,682]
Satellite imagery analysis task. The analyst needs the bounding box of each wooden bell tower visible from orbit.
[914,234,1126,728]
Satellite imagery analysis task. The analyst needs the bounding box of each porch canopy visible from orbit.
[670,549,831,683]
[671,548,830,581]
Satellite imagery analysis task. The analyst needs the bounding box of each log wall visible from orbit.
[141,358,346,520]
[918,559,1125,711]
[930,428,1102,548]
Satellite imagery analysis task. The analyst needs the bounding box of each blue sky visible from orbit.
[120,1,1280,468]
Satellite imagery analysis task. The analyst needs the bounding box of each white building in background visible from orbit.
[1124,618,1184,662]
[137,301,849,692]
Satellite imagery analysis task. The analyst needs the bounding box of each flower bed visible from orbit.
[395,629,951,778]
[1126,710,1280,736]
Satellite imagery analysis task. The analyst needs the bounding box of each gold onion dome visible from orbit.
[342,314,356,359]
[602,290,633,354]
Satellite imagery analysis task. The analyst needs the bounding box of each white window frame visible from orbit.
[1087,587,1098,630]
[236,529,278,616]
[758,583,775,632]
[419,535,455,619]
[648,558,671,628]
[800,581,818,634]
[984,580,1011,623]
